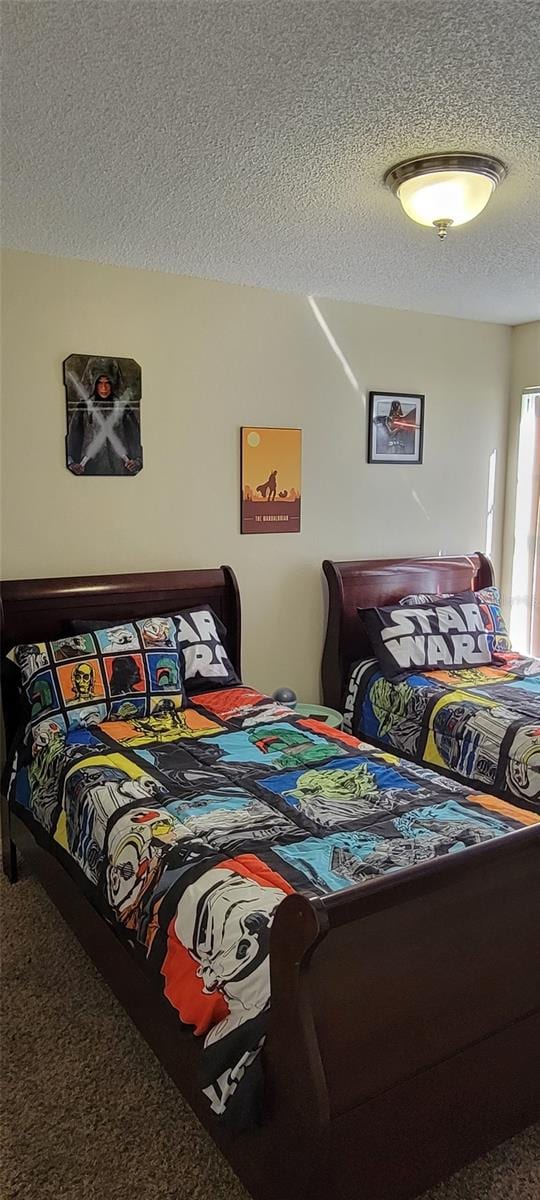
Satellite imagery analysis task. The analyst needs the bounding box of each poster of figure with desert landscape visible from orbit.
[241,427,302,534]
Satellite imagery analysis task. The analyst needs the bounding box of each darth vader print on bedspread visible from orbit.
[9,685,539,1131]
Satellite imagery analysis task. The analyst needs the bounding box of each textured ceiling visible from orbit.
[2,0,540,323]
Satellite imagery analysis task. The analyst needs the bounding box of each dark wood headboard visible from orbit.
[321,553,494,710]
[0,566,241,750]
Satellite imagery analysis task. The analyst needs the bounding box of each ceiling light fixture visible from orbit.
[384,153,506,240]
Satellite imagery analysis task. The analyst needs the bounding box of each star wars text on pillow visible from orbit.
[175,608,239,691]
[361,594,492,679]
[387,603,488,668]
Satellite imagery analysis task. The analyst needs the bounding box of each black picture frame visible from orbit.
[367,391,425,464]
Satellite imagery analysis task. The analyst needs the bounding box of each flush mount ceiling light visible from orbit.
[384,153,506,239]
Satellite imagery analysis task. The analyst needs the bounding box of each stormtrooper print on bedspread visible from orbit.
[9,684,539,1131]
[345,652,540,811]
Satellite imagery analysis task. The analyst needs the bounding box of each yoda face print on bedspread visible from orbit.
[258,755,421,833]
[367,676,434,753]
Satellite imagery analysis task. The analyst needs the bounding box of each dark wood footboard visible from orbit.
[262,821,540,1200]
[8,812,540,1200]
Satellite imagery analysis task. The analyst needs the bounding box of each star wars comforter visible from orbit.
[9,685,539,1130]
[344,651,540,811]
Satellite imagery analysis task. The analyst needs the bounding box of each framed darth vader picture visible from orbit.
[367,391,424,464]
[64,354,143,476]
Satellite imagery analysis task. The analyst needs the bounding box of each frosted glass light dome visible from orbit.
[384,154,506,239]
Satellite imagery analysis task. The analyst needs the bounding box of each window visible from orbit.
[509,390,540,653]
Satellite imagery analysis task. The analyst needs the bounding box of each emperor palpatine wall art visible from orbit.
[64,354,143,476]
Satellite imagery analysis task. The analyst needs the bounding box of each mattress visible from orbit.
[344,651,540,811]
[10,683,538,1129]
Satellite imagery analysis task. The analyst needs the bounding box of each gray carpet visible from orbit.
[1,865,539,1200]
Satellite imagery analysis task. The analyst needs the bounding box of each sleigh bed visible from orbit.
[2,566,540,1200]
[322,553,540,812]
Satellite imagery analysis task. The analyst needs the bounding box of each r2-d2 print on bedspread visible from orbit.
[64,354,143,476]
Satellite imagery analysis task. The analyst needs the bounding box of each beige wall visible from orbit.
[501,321,540,610]
[1,249,511,700]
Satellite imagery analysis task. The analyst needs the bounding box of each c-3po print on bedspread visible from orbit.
[10,684,539,1130]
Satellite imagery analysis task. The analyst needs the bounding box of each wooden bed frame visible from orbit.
[322,552,494,711]
[2,565,540,1200]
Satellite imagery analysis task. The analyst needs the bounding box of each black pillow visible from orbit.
[173,606,240,693]
[359,591,492,680]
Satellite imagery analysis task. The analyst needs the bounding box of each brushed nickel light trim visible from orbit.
[384,153,507,194]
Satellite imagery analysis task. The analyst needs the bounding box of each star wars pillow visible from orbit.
[7,615,186,732]
[399,586,511,655]
[172,606,240,694]
[472,586,511,654]
[359,591,492,680]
